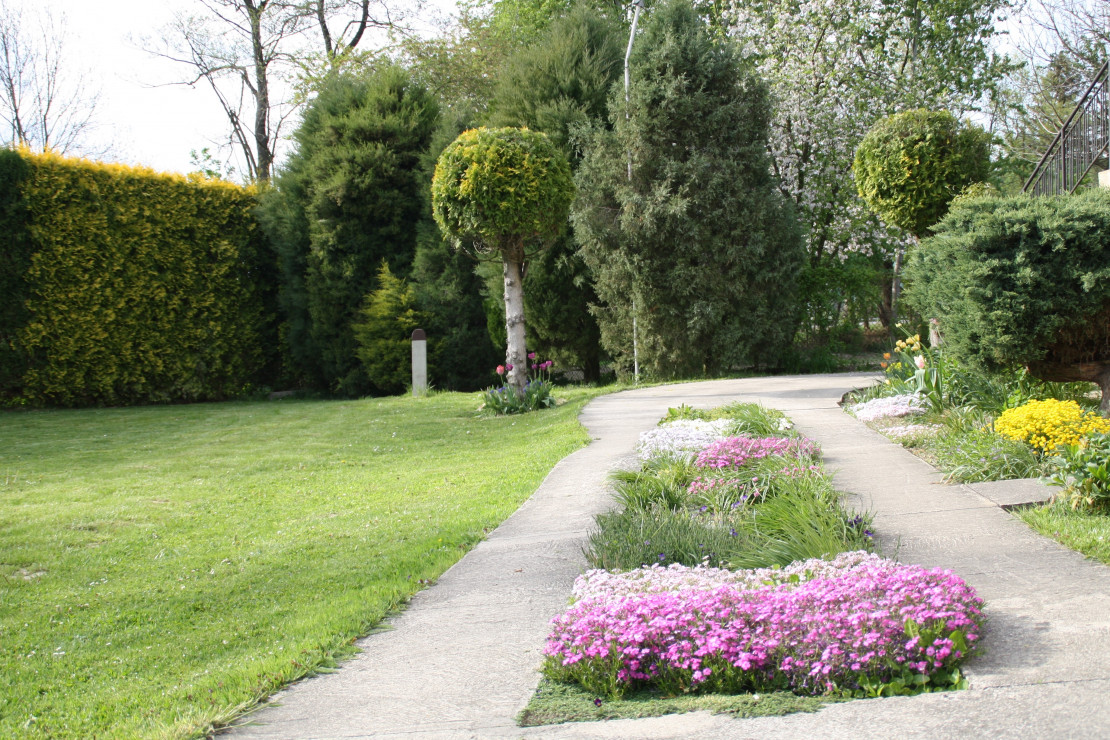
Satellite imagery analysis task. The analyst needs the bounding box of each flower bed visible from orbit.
[995,398,1110,452]
[544,553,983,698]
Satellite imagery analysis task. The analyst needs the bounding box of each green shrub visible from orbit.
[353,262,426,395]
[1048,432,1110,510]
[904,188,1110,410]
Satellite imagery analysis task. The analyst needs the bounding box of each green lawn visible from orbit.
[0,388,608,738]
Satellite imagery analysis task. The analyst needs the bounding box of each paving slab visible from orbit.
[225,374,1110,740]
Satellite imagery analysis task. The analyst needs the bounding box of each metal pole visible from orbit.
[625,0,644,384]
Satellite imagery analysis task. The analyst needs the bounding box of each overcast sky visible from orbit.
[21,0,1037,178]
[24,0,452,177]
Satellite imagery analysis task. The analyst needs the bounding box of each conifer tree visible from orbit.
[259,67,438,395]
[353,261,425,395]
[573,0,803,376]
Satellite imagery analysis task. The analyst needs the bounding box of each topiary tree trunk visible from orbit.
[502,243,528,394]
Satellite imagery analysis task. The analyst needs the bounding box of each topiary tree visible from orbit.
[904,188,1110,414]
[854,109,992,240]
[431,126,574,395]
[854,109,990,329]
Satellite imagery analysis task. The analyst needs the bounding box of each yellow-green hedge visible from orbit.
[1,149,274,406]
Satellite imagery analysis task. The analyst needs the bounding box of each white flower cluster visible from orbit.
[850,394,928,422]
[635,419,735,461]
[571,551,882,602]
[883,423,943,442]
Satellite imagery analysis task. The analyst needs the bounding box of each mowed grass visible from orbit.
[0,388,608,738]
[1016,499,1110,565]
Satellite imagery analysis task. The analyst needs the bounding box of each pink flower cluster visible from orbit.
[687,475,753,500]
[695,435,820,469]
[544,556,983,696]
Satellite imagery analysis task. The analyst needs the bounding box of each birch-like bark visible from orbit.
[502,254,528,396]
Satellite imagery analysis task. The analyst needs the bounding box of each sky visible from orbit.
[19,0,1042,179]
[24,0,455,177]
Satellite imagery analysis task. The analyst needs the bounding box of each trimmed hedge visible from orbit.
[1,149,276,407]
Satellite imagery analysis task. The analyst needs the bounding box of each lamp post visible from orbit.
[625,0,645,384]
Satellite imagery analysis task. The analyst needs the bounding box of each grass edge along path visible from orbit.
[518,677,840,725]
[0,387,609,739]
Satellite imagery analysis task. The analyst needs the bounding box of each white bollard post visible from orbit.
[411,328,428,397]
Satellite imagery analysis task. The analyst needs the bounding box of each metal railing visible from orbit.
[1024,60,1110,196]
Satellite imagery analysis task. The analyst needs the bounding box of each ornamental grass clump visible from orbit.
[543,555,983,699]
[994,399,1110,453]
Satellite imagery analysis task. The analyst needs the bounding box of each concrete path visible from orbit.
[226,374,1110,740]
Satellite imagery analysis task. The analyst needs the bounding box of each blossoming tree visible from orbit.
[431,126,574,396]
[725,0,1014,328]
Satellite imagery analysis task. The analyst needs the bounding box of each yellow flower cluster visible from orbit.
[895,334,923,353]
[995,399,1110,452]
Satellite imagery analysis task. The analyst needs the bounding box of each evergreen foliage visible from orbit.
[432,126,574,394]
[265,67,439,397]
[407,111,502,393]
[573,0,804,377]
[854,110,992,239]
[352,261,425,395]
[0,149,32,399]
[410,237,501,391]
[0,149,275,406]
[486,3,624,380]
[904,188,1110,410]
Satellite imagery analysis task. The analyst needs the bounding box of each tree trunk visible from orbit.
[1028,360,1110,417]
[502,255,528,396]
[247,1,272,181]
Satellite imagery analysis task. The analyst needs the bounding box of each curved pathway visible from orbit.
[228,374,1110,739]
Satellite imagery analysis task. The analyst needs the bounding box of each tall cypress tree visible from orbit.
[573,0,804,377]
[261,67,439,395]
[486,4,624,381]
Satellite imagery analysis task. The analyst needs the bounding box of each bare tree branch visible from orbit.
[0,0,105,156]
